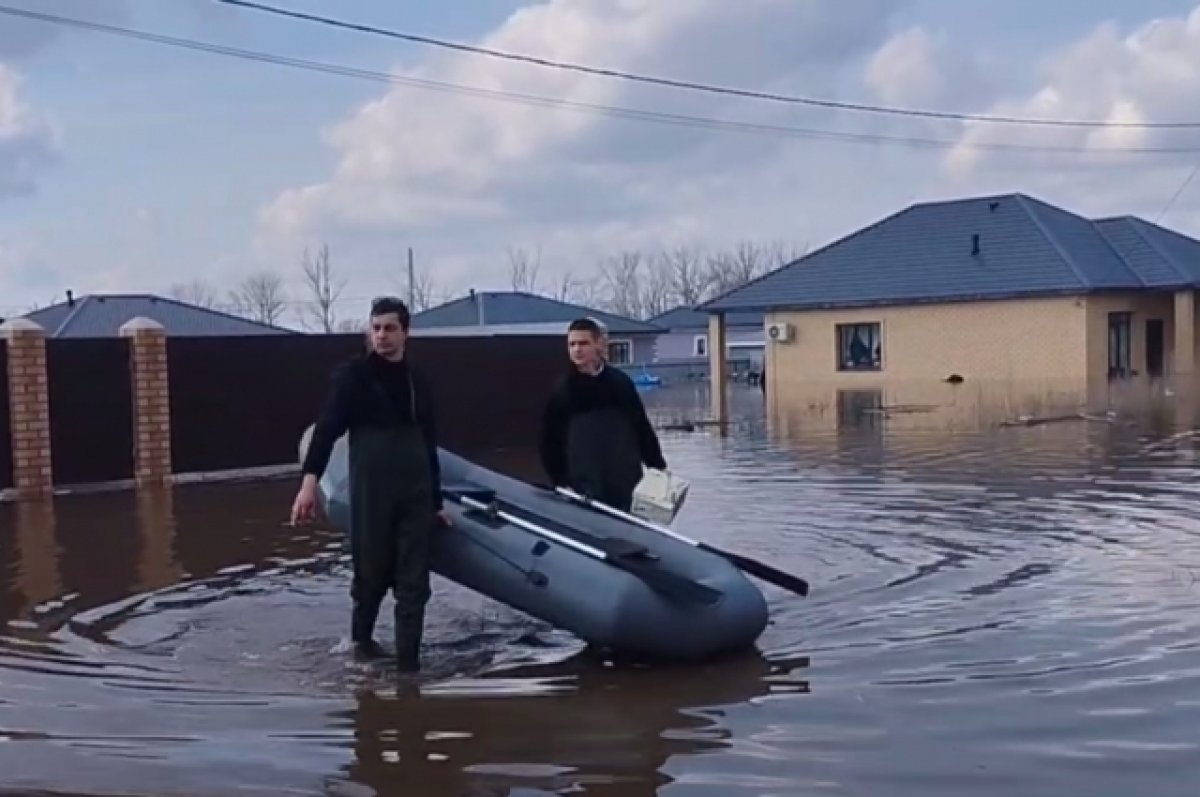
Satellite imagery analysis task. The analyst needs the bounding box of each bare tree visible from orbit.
[658,245,712,307]
[551,270,580,303]
[598,250,646,319]
[764,239,807,268]
[704,240,775,297]
[406,265,439,312]
[230,271,287,326]
[300,243,346,333]
[550,270,603,307]
[507,245,543,293]
[168,279,222,309]
[639,255,675,319]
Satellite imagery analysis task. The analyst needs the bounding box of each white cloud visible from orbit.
[10,0,1200,318]
[941,3,1200,209]
[0,63,58,199]
[865,27,986,110]
[256,0,909,294]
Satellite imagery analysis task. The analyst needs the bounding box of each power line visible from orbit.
[1156,161,1200,222]
[217,0,1200,131]
[2,4,1199,157]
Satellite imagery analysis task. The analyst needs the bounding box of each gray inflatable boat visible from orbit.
[299,427,807,662]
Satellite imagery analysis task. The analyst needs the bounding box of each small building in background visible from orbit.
[411,290,663,369]
[648,305,765,383]
[21,292,296,338]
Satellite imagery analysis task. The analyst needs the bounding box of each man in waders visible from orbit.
[291,297,449,672]
[539,317,667,512]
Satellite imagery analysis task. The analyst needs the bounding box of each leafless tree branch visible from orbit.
[229,271,287,326]
[168,279,222,310]
[659,245,712,307]
[300,243,347,333]
[598,250,645,319]
[406,266,439,312]
[507,245,543,293]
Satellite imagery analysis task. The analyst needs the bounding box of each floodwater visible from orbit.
[2,384,1200,796]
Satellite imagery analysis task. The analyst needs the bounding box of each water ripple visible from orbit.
[2,393,1200,794]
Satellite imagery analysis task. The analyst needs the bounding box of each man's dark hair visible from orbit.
[568,316,604,337]
[370,296,411,330]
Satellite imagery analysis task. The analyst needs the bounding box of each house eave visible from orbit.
[700,284,1198,314]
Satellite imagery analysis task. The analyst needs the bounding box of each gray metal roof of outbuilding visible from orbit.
[23,293,297,337]
[413,291,662,334]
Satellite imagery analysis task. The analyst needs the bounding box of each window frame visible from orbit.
[835,321,883,372]
[607,338,634,365]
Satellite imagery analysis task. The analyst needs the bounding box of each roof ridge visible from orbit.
[54,295,92,337]
[150,293,295,333]
[910,190,1028,210]
[423,289,662,330]
[1013,195,1097,290]
[1119,217,1191,284]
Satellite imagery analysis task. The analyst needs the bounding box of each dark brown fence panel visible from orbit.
[46,338,135,486]
[413,336,564,454]
[168,334,365,475]
[0,341,11,490]
[166,333,566,476]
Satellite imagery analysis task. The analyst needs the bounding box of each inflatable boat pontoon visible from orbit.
[298,427,808,662]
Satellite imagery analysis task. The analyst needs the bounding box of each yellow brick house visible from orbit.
[701,193,1200,426]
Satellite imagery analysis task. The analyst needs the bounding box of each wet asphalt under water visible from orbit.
[2,385,1200,796]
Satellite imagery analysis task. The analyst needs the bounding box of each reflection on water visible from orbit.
[767,373,1188,437]
[2,384,1200,795]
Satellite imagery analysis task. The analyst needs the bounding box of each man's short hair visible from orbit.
[568,316,605,337]
[370,296,411,329]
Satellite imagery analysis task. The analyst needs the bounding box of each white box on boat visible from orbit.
[632,468,689,525]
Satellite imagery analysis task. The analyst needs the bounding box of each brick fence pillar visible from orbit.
[120,317,172,488]
[1,318,52,500]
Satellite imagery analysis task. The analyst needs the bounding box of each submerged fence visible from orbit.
[1,324,567,499]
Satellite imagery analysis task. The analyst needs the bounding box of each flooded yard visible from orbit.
[2,385,1200,795]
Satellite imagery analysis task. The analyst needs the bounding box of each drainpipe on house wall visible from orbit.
[709,312,729,428]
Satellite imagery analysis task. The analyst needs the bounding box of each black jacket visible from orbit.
[302,351,443,510]
[539,364,666,488]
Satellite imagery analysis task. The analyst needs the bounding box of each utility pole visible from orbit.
[407,247,415,309]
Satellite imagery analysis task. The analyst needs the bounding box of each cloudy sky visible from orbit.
[2,0,1200,326]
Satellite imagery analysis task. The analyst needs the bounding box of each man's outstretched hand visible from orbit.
[290,477,320,526]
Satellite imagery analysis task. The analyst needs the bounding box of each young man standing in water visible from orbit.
[291,297,449,673]
[539,317,668,512]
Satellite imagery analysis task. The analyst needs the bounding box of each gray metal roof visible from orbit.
[702,193,1200,312]
[1094,215,1200,286]
[22,294,296,338]
[650,305,763,329]
[412,291,663,334]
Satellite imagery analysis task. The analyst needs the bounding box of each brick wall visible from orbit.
[759,290,1196,429]
[123,319,172,488]
[2,319,52,500]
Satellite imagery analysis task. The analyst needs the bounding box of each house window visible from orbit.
[693,335,708,357]
[836,322,882,371]
[1108,311,1132,379]
[607,339,632,365]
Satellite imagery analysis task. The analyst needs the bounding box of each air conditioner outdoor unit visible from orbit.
[766,321,794,343]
